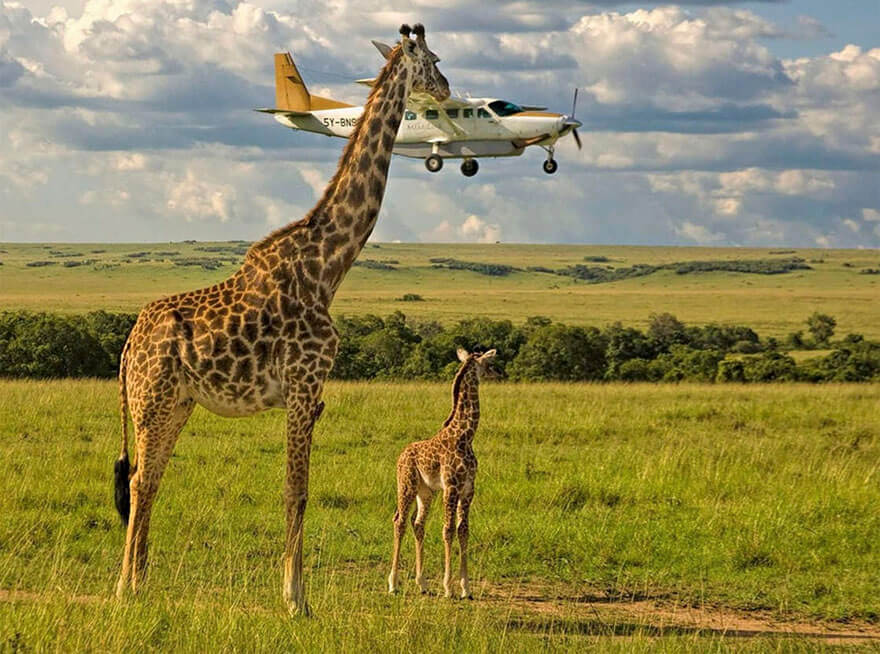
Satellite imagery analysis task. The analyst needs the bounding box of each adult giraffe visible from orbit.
[113,24,449,615]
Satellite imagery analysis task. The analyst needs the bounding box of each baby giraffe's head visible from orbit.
[457,348,497,379]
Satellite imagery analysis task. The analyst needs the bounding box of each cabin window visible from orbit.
[477,108,490,118]
[462,108,473,118]
[488,100,524,117]
[425,109,439,119]
[404,111,416,120]
[446,108,458,118]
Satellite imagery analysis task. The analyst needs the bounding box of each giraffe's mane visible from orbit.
[247,44,405,258]
[443,357,473,428]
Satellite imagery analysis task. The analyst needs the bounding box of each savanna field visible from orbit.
[1,243,879,651]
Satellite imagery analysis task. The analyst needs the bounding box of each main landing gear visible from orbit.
[461,158,479,177]
[425,154,443,172]
[541,146,558,174]
[425,156,480,177]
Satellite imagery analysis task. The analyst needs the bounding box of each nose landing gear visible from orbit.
[541,145,558,174]
[461,158,479,177]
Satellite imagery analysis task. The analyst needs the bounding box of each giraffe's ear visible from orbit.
[372,40,393,60]
[478,349,497,362]
[457,348,469,362]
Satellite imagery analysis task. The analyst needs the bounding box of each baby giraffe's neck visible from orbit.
[446,366,480,440]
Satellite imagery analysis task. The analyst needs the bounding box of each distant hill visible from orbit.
[0,242,878,338]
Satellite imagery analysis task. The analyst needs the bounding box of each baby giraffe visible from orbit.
[388,348,496,599]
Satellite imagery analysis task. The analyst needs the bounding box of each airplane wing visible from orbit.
[255,108,311,117]
[356,80,470,110]
[351,82,469,136]
[407,91,471,110]
[407,91,469,137]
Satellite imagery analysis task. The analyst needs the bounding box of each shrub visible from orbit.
[741,352,798,382]
[806,312,836,346]
[429,258,518,276]
[717,359,746,383]
[648,313,689,352]
[508,324,606,381]
[0,313,111,378]
[604,322,656,379]
[353,259,397,271]
[397,293,424,302]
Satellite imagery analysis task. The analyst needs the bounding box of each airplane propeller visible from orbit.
[564,87,582,150]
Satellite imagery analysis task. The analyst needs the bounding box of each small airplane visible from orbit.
[257,44,582,177]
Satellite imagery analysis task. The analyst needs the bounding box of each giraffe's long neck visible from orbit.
[246,49,411,305]
[310,51,411,299]
[447,366,480,439]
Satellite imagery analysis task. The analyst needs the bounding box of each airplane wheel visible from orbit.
[425,154,443,173]
[461,159,479,177]
[543,159,558,174]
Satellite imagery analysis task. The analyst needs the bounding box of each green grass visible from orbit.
[1,242,879,339]
[1,380,878,651]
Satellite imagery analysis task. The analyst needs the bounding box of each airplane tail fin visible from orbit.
[272,52,353,112]
[275,52,310,112]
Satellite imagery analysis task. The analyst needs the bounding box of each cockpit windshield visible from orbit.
[487,100,524,117]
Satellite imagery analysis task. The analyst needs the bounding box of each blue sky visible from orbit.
[1,1,879,247]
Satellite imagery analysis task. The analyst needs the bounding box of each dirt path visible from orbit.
[3,583,879,644]
[476,580,880,644]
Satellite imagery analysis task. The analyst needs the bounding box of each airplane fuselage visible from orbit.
[273,100,569,159]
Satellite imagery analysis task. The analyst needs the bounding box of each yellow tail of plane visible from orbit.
[273,52,352,112]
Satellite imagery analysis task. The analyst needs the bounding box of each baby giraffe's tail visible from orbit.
[114,344,132,525]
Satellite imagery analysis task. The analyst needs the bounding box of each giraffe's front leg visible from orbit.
[282,386,324,616]
[457,481,475,600]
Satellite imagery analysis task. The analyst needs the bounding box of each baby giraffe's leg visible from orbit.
[441,485,460,599]
[412,484,434,593]
[389,461,417,593]
[457,481,475,599]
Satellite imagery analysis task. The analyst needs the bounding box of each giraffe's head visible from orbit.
[457,348,497,378]
[397,23,449,102]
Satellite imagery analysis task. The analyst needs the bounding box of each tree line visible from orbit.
[0,310,878,382]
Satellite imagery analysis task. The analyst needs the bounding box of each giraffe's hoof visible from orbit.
[287,600,312,618]
[461,592,474,600]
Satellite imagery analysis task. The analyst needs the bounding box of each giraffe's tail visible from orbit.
[114,342,132,526]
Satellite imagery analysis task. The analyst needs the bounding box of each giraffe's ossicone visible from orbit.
[388,348,496,599]
[112,23,448,616]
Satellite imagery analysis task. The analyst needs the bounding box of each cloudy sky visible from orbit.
[1,1,879,247]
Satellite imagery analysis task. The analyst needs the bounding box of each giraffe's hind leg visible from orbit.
[116,396,193,598]
[388,456,418,593]
[412,482,434,593]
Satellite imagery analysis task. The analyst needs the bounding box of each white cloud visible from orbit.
[166,170,237,223]
[299,167,328,199]
[114,153,148,171]
[862,208,880,222]
[842,218,860,233]
[423,214,502,243]
[675,221,725,245]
